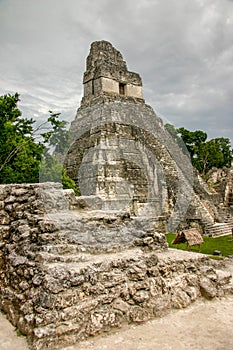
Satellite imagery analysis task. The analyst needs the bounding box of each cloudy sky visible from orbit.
[0,0,233,145]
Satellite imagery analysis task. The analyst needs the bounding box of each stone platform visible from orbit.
[0,183,232,350]
[31,249,232,350]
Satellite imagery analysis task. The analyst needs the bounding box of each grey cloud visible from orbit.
[0,0,232,146]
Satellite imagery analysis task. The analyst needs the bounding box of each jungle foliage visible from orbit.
[0,93,78,194]
[165,124,232,175]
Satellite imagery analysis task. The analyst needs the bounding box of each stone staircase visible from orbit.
[225,172,233,206]
[216,206,233,225]
[18,192,233,349]
[205,222,233,237]
[187,194,233,237]
[37,210,167,253]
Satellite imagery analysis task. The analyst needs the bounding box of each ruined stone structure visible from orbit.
[81,40,144,105]
[64,40,233,235]
[206,166,233,208]
[64,40,194,231]
[204,166,233,236]
[182,167,233,237]
[0,183,232,350]
[0,41,233,350]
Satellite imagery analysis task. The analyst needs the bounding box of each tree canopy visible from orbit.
[0,93,43,183]
[0,93,78,194]
[165,124,232,175]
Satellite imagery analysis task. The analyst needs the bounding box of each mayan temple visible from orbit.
[0,41,232,350]
[64,40,194,229]
[65,40,233,235]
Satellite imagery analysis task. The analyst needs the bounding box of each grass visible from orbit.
[166,233,233,257]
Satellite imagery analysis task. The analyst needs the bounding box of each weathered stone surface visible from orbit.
[171,289,191,309]
[0,39,233,350]
[0,184,232,350]
[178,165,233,236]
[112,298,130,313]
[199,277,217,299]
[73,195,103,210]
[64,41,194,231]
[152,294,171,317]
[82,40,143,107]
[216,269,232,285]
[0,210,10,225]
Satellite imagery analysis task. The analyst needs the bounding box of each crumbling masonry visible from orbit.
[0,41,232,350]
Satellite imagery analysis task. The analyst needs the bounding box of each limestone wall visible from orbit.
[83,78,143,101]
[101,77,119,95]
[126,82,143,99]
[0,183,232,350]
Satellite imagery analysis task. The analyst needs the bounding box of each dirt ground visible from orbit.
[1,263,233,350]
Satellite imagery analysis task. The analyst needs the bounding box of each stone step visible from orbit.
[38,229,141,251]
[205,222,232,237]
[36,216,166,252]
[38,244,87,255]
[42,247,143,271]
[34,251,92,263]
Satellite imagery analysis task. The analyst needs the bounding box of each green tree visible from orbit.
[0,93,44,183]
[41,111,70,156]
[0,93,79,194]
[193,138,232,175]
[176,127,207,159]
[39,111,79,195]
[165,124,232,175]
[39,149,79,195]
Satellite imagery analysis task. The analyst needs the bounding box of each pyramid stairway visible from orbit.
[205,222,233,237]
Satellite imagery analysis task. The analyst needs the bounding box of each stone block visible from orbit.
[199,277,217,299]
